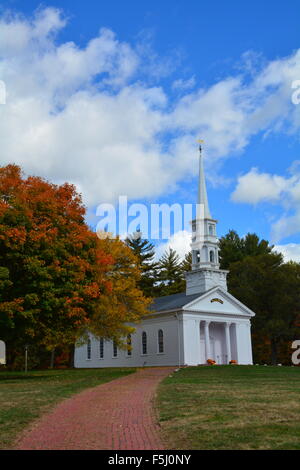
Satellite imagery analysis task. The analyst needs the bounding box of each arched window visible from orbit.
[209,225,214,236]
[209,250,215,263]
[87,339,91,360]
[99,338,104,359]
[142,332,147,355]
[127,334,132,356]
[193,250,200,264]
[158,329,164,354]
[113,340,118,358]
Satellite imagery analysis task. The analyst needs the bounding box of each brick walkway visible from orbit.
[15,367,174,450]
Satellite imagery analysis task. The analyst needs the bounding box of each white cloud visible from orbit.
[172,77,196,91]
[231,165,300,241]
[155,230,191,261]
[170,50,300,163]
[274,243,300,263]
[0,7,299,211]
[272,213,300,243]
[231,168,291,204]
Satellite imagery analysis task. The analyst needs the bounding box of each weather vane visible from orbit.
[197,139,205,153]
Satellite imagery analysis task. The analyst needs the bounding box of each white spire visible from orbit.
[198,143,212,219]
[190,141,219,270]
[186,143,229,295]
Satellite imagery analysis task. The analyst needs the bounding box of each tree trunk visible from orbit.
[271,338,278,365]
[68,344,75,368]
[50,349,55,369]
[6,342,16,369]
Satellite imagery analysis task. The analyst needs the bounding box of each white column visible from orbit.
[247,322,253,365]
[204,321,211,360]
[225,322,231,364]
[182,317,201,365]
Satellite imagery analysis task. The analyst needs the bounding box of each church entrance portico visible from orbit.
[199,320,237,365]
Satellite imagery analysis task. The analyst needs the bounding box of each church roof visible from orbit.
[149,286,256,317]
[150,291,200,313]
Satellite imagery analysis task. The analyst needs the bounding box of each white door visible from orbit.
[214,338,224,364]
[210,337,215,361]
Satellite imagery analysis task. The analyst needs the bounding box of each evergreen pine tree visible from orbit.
[218,230,273,269]
[156,248,185,296]
[125,230,158,297]
[180,251,192,273]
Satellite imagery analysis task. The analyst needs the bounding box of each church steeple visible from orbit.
[185,143,228,295]
[198,143,212,219]
[191,143,219,270]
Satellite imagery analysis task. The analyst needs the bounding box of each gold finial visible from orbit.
[197,139,204,153]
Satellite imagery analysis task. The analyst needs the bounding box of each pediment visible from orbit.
[183,287,255,317]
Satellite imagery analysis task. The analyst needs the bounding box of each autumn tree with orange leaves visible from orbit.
[0,165,149,366]
[89,235,152,345]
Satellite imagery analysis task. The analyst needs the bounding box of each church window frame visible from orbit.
[99,338,104,359]
[141,331,147,355]
[112,340,118,358]
[126,334,132,357]
[157,329,164,354]
[209,250,215,263]
[87,339,91,360]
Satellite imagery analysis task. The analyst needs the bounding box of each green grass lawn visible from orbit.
[0,367,135,449]
[157,365,300,450]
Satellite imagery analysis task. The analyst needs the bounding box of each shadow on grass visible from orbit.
[0,374,55,382]
[0,367,136,384]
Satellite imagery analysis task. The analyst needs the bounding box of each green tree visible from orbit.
[219,230,273,269]
[0,266,23,333]
[88,236,151,345]
[0,164,100,360]
[181,251,192,273]
[125,230,157,297]
[156,248,185,296]
[226,251,300,364]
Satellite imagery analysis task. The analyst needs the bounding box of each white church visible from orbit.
[74,145,255,368]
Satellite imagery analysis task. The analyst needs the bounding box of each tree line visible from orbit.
[125,231,192,297]
[0,165,150,369]
[0,164,299,367]
[125,230,300,366]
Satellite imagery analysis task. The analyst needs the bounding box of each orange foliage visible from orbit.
[0,165,149,352]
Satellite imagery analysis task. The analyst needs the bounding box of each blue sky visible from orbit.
[0,0,300,259]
